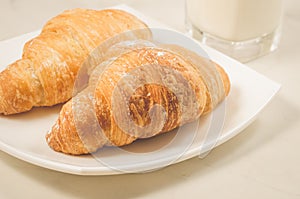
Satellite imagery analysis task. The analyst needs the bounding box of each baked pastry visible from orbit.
[46,41,230,155]
[0,8,150,115]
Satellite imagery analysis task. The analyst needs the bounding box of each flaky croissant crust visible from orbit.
[0,8,150,115]
[46,43,230,155]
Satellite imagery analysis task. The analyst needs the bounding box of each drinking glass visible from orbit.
[185,0,284,62]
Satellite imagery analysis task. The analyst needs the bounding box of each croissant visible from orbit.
[46,41,231,155]
[0,8,150,115]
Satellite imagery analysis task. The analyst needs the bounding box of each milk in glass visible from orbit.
[186,0,283,62]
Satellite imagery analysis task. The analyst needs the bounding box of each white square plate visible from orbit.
[0,5,280,175]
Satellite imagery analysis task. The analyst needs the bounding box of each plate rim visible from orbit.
[0,5,281,176]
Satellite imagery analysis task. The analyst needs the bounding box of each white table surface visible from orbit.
[0,0,299,198]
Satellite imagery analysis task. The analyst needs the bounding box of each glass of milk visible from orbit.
[185,0,284,62]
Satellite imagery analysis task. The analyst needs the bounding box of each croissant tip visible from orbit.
[45,130,62,153]
[45,121,92,155]
[0,87,4,115]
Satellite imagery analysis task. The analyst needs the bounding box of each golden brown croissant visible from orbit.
[46,41,230,155]
[0,8,150,115]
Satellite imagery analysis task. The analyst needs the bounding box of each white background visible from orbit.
[0,0,299,198]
